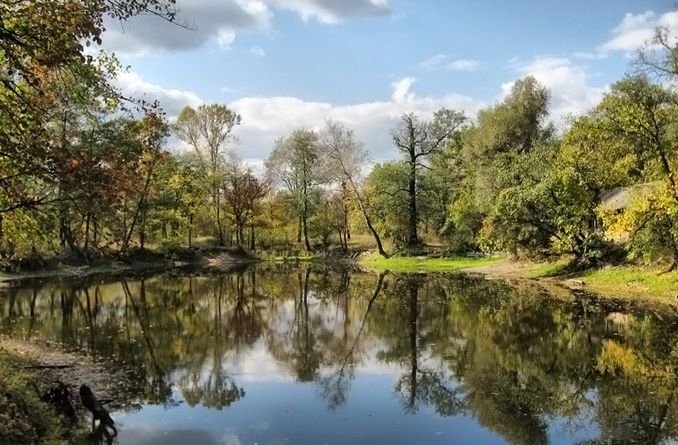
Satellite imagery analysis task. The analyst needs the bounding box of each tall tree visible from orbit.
[174,104,241,246]
[392,109,466,248]
[265,129,320,251]
[320,121,388,256]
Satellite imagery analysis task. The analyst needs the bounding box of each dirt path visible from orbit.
[461,260,535,279]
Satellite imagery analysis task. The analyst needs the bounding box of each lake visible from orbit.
[1,264,676,444]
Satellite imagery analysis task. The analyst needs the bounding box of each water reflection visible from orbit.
[1,265,676,444]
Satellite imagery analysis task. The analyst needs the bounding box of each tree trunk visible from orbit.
[188,213,193,248]
[215,186,224,246]
[84,213,90,251]
[92,219,98,249]
[297,215,302,244]
[139,204,147,251]
[342,181,351,241]
[303,211,311,251]
[407,151,418,248]
[123,154,158,252]
[303,182,311,251]
[249,223,255,250]
[347,177,388,257]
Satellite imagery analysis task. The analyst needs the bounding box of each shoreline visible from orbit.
[0,247,257,287]
[1,250,675,310]
[358,253,678,310]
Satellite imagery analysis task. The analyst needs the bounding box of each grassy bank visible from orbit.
[360,253,504,273]
[563,266,677,305]
[0,349,62,444]
[360,252,678,308]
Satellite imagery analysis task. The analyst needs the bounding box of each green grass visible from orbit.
[360,252,504,273]
[572,266,678,304]
[507,259,678,306]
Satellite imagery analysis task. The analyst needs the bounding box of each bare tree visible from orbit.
[634,26,678,83]
[320,121,388,257]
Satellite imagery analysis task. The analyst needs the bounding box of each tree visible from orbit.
[392,109,466,248]
[364,162,411,245]
[265,129,320,251]
[320,121,388,256]
[222,164,268,248]
[589,76,678,268]
[633,26,678,82]
[174,105,241,246]
[0,1,178,214]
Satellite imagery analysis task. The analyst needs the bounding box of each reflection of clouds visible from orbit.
[118,427,222,445]
[221,433,242,445]
[229,340,294,382]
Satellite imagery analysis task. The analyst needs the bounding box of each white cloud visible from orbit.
[507,56,608,127]
[249,45,266,57]
[572,51,608,60]
[391,77,416,102]
[448,59,479,71]
[102,0,273,56]
[421,54,479,72]
[230,76,482,161]
[216,30,236,48]
[102,0,391,55]
[599,10,678,53]
[115,71,203,119]
[116,70,481,162]
[270,0,390,24]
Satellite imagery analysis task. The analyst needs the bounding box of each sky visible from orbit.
[104,0,678,168]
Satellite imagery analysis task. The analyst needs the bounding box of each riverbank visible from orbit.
[0,335,144,443]
[359,253,678,308]
[0,246,255,287]
[0,346,62,443]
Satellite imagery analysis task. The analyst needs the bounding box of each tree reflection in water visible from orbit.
[0,265,676,443]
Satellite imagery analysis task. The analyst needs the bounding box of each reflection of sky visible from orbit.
[116,374,509,445]
[1,273,612,445]
[115,337,598,445]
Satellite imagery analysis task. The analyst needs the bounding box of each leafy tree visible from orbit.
[265,129,321,251]
[222,164,268,248]
[590,76,678,268]
[174,104,241,246]
[364,162,410,245]
[391,109,466,248]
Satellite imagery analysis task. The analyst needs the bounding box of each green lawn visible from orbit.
[523,260,678,306]
[360,253,504,273]
[572,266,678,304]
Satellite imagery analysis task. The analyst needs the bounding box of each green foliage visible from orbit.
[364,162,410,245]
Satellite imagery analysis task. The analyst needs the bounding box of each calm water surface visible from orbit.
[1,264,677,444]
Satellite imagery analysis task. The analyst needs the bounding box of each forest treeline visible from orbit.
[0,1,677,269]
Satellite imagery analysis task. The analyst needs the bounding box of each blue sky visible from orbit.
[105,0,677,165]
